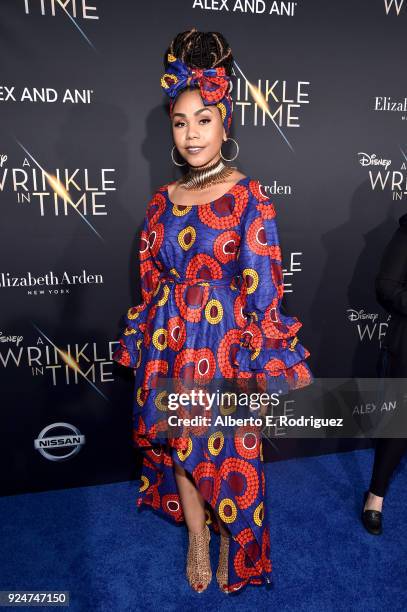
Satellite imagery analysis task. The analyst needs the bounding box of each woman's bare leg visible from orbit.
[174,461,206,533]
[174,461,212,592]
[174,462,231,536]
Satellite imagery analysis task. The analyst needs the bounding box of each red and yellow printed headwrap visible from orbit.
[160,52,233,135]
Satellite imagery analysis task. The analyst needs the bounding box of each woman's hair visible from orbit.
[163,27,234,76]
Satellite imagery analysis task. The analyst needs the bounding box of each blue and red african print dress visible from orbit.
[112,176,313,592]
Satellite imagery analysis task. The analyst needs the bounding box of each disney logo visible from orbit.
[0,331,24,346]
[347,309,378,323]
[358,152,391,170]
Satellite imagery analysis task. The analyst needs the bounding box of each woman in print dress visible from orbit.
[113,28,313,594]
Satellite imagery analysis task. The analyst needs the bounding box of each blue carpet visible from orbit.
[1,448,406,611]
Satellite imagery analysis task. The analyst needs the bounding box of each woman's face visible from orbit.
[171,88,226,168]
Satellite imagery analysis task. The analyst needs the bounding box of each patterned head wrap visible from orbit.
[160,53,233,136]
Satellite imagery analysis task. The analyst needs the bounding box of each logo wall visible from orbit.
[0,154,117,218]
[358,151,407,200]
[34,422,85,461]
[347,308,390,344]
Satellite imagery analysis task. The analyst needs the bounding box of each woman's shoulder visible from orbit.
[144,182,171,206]
[245,177,272,204]
[154,180,172,194]
[239,178,278,227]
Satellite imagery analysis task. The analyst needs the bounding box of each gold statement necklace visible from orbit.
[178,157,237,190]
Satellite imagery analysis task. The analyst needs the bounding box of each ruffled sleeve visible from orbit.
[234,182,313,392]
[112,194,162,369]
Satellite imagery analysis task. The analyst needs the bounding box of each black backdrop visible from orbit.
[1,0,405,495]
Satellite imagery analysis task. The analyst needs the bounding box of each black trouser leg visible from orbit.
[369,438,407,497]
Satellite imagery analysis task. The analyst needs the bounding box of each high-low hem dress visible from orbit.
[112,176,313,592]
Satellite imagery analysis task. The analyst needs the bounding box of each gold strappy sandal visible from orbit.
[186,524,212,593]
[216,533,230,593]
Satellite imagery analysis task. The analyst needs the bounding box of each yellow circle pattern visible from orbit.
[178,226,196,251]
[208,431,224,456]
[177,438,193,461]
[127,307,141,321]
[242,269,259,294]
[219,498,237,523]
[205,299,223,324]
[216,101,227,121]
[124,326,137,337]
[251,347,260,360]
[254,501,264,526]
[173,205,192,217]
[135,386,146,407]
[152,328,168,351]
[157,284,170,306]
[155,390,168,412]
[139,475,149,492]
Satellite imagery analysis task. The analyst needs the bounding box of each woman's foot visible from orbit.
[186,524,212,592]
[361,491,383,535]
[216,534,230,593]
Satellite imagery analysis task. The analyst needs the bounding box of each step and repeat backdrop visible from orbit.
[1,0,405,495]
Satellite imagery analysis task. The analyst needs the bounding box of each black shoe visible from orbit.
[361,491,382,536]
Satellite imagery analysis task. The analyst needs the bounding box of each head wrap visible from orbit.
[160,53,233,136]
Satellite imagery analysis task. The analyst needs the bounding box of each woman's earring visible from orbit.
[220,137,239,162]
[171,145,187,167]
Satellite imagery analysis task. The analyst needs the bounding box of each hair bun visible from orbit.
[164,28,233,76]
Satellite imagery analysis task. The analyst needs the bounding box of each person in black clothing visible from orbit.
[362,213,407,535]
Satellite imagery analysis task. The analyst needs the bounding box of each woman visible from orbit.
[113,28,313,593]
[362,213,407,535]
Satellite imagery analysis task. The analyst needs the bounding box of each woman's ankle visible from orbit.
[188,523,207,536]
[365,491,384,512]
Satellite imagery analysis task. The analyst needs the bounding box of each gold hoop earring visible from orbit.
[171,145,187,167]
[220,137,239,162]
